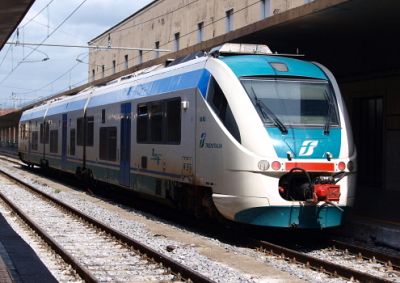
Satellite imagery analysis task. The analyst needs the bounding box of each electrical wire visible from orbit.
[93,0,200,41]
[0,34,17,69]
[19,0,56,29]
[0,0,88,86]
[88,0,261,81]
[8,0,262,105]
[13,53,89,96]
[0,0,55,70]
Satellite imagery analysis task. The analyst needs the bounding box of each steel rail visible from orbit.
[0,188,97,283]
[328,239,400,270]
[253,239,393,283]
[0,168,214,283]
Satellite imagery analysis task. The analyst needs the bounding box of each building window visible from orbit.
[261,0,271,19]
[174,32,180,51]
[70,129,75,155]
[31,131,38,150]
[124,54,128,69]
[138,50,143,64]
[112,60,116,74]
[197,22,204,42]
[99,127,117,161]
[50,130,58,153]
[226,9,233,32]
[137,98,181,144]
[101,65,105,78]
[92,69,95,81]
[155,41,160,58]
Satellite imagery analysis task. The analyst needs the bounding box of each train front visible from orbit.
[206,45,356,229]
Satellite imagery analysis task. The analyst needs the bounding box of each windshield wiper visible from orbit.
[324,90,334,135]
[250,86,288,134]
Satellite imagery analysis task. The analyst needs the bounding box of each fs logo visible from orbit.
[298,140,319,156]
[199,133,206,148]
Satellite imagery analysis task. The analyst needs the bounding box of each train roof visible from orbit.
[20,43,328,122]
[220,55,327,80]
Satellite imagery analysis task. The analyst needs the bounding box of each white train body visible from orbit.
[18,44,356,228]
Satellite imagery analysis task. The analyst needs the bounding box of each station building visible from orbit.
[88,0,309,80]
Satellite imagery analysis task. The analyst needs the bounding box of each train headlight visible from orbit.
[258,160,270,171]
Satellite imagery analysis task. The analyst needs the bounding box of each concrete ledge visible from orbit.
[337,214,400,250]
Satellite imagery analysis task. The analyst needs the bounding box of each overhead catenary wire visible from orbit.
[13,53,89,96]
[85,0,261,84]
[45,0,261,98]
[11,0,262,106]
[19,0,56,30]
[0,0,88,86]
[0,0,55,69]
[6,42,171,52]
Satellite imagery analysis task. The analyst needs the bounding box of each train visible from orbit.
[18,43,356,229]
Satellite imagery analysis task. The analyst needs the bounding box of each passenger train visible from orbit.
[18,43,356,228]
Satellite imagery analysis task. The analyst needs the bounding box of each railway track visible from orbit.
[250,237,399,283]
[0,167,213,283]
[1,155,399,282]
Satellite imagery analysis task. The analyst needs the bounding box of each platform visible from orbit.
[0,212,57,282]
[337,211,400,250]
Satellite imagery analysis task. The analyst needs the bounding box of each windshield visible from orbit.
[241,78,339,127]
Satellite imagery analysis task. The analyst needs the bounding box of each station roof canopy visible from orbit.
[0,0,35,50]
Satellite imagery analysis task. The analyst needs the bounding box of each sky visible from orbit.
[0,0,153,109]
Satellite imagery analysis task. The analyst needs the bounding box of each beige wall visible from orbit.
[88,0,310,80]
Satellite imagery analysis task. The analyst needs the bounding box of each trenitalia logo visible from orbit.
[199,133,206,148]
[299,140,319,156]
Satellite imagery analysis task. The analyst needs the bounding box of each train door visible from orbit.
[120,103,131,187]
[61,113,67,169]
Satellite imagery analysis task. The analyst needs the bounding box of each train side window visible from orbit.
[99,127,117,161]
[150,102,163,143]
[137,98,181,144]
[166,99,181,143]
[40,123,44,143]
[39,122,49,144]
[137,105,148,142]
[207,77,241,143]
[50,130,58,153]
[77,118,84,146]
[86,116,94,146]
[44,122,49,144]
[70,129,76,155]
[31,131,38,150]
[101,109,106,123]
[77,116,94,147]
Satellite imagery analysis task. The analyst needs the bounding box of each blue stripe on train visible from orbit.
[23,68,212,119]
[88,69,211,108]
